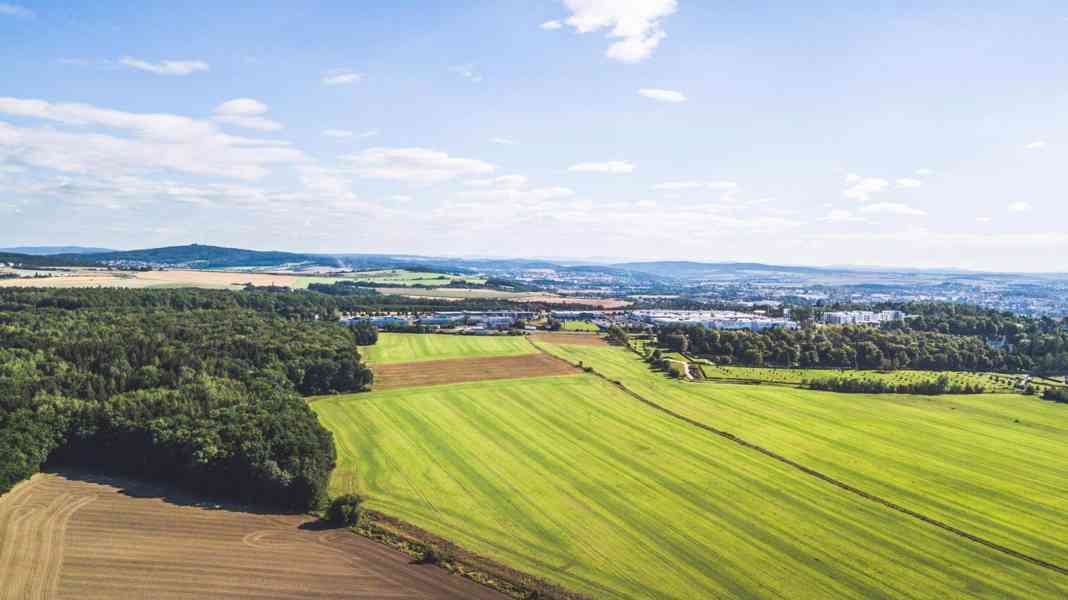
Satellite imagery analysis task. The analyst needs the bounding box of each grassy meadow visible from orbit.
[538,340,1068,567]
[361,332,536,364]
[314,374,1067,600]
[560,320,601,332]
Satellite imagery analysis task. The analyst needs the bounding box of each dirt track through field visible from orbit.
[529,339,1068,579]
[0,472,506,599]
[370,353,580,390]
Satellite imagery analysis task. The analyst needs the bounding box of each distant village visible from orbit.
[340,308,909,333]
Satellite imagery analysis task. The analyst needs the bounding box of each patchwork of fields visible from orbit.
[0,471,503,599]
[0,269,344,289]
[313,334,1068,599]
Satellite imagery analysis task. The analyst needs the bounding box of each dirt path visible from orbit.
[530,339,1068,579]
[368,353,580,390]
[0,471,507,599]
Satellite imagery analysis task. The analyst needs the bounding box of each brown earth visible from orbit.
[0,471,506,599]
[370,353,580,390]
[528,332,609,347]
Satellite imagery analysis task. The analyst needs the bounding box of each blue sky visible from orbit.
[2,1,1066,270]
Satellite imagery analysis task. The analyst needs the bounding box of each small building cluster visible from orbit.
[341,311,536,331]
[820,310,906,325]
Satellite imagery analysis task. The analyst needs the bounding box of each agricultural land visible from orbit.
[0,471,504,600]
[313,332,1068,600]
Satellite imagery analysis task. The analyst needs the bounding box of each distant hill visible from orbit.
[609,260,833,279]
[0,246,115,255]
[71,244,334,269]
[0,252,99,268]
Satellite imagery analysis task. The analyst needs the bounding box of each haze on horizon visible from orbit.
[2,1,1066,271]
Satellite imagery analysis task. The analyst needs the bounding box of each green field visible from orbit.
[361,332,536,364]
[538,341,1068,568]
[342,269,486,287]
[560,320,600,332]
[314,374,1067,600]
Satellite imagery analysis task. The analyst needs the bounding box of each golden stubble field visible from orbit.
[0,471,504,600]
[0,269,335,289]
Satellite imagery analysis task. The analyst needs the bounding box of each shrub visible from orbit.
[1043,388,1068,404]
[419,544,456,565]
[326,494,364,527]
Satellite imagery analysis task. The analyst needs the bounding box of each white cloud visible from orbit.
[212,98,282,132]
[0,97,304,180]
[491,137,518,145]
[638,88,686,103]
[822,208,866,223]
[558,0,678,63]
[636,200,657,209]
[344,147,495,183]
[976,216,992,223]
[322,70,364,86]
[1008,201,1032,212]
[843,174,889,201]
[119,57,209,76]
[652,180,738,191]
[1024,140,1046,150]
[569,160,634,174]
[896,178,923,188]
[860,202,927,216]
[540,20,563,30]
[450,64,483,83]
[466,174,529,189]
[915,168,933,176]
[0,4,33,18]
[323,129,353,138]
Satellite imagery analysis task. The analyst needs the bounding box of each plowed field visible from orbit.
[0,471,504,600]
[371,354,579,390]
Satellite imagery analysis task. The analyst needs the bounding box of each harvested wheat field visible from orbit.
[528,332,609,347]
[0,471,504,600]
[370,354,579,390]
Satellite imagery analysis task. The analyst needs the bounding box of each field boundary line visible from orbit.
[527,338,1068,578]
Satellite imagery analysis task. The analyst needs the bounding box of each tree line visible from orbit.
[804,375,986,395]
[658,314,1068,374]
[0,287,373,510]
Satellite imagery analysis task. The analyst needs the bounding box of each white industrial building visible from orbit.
[821,310,906,325]
[629,310,798,331]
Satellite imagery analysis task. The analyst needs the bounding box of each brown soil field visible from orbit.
[370,354,580,390]
[0,471,505,599]
[528,332,609,347]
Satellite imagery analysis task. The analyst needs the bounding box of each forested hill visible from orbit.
[0,252,99,268]
[67,244,335,268]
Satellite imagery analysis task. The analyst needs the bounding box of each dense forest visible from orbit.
[659,303,1068,374]
[0,288,373,510]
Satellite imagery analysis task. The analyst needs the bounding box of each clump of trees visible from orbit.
[804,375,985,395]
[326,494,364,527]
[1043,388,1068,404]
[0,288,373,510]
[351,322,379,346]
